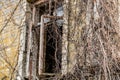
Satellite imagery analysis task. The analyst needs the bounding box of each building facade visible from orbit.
[1,0,120,80]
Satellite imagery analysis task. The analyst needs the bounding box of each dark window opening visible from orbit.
[45,23,62,73]
[36,0,64,75]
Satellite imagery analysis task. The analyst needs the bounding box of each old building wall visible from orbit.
[0,0,26,79]
[7,0,120,79]
[61,0,120,80]
[63,0,86,73]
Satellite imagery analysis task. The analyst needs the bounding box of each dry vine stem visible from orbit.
[53,0,120,80]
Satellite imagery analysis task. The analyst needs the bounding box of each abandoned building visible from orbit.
[15,0,81,79]
[17,0,67,79]
[0,0,120,80]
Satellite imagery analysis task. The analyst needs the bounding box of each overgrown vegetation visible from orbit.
[55,0,120,80]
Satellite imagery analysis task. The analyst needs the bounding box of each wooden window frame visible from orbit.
[32,0,68,76]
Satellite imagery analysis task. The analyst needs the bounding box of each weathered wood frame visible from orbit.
[39,15,63,75]
[32,0,67,76]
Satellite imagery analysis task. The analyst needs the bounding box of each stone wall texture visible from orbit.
[0,0,26,79]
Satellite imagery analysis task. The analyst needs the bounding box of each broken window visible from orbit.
[34,0,64,76]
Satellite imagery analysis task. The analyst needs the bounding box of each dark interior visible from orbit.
[45,23,62,73]
[38,1,63,74]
